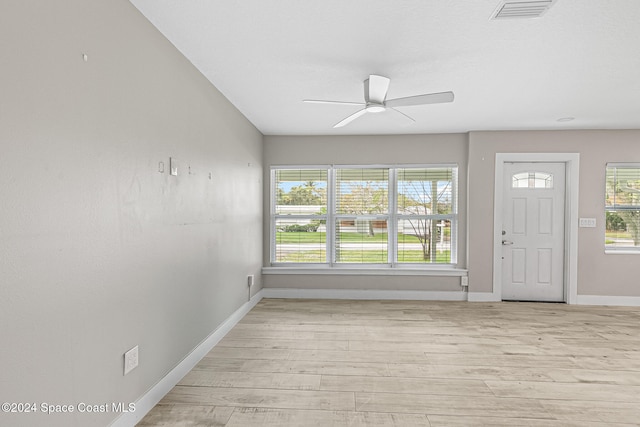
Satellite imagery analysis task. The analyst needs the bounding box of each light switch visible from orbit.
[579,218,596,228]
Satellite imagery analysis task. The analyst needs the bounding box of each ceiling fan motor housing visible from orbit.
[364,75,390,104]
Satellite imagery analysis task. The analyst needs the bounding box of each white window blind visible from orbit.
[605,164,640,251]
[397,167,457,264]
[272,168,328,263]
[271,165,458,266]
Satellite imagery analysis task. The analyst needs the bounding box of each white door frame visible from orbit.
[492,153,580,304]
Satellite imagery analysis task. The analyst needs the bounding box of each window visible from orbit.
[273,168,327,263]
[271,165,458,266]
[512,171,554,189]
[606,164,640,252]
[397,167,456,264]
[335,168,389,263]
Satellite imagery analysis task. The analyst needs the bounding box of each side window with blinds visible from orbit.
[605,164,640,252]
[272,168,328,263]
[397,167,457,264]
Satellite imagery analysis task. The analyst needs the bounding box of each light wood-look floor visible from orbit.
[138,299,640,426]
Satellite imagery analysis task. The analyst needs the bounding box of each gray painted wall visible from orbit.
[468,130,640,297]
[264,131,640,299]
[0,1,262,426]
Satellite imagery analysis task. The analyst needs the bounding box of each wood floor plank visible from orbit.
[319,374,492,396]
[178,370,321,391]
[205,347,290,360]
[427,414,636,427]
[558,337,640,351]
[539,399,640,424]
[241,317,439,326]
[238,359,392,376]
[190,358,247,372]
[136,405,234,426]
[354,341,587,356]
[194,358,392,376]
[224,329,319,340]
[217,337,349,351]
[388,361,557,382]
[485,380,640,403]
[287,348,428,364]
[161,385,355,411]
[355,392,552,418]
[572,355,640,371]
[231,322,365,333]
[424,353,583,369]
[348,334,556,348]
[545,367,640,385]
[225,408,430,427]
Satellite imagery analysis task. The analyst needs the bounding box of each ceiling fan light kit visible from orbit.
[303,74,454,128]
[365,105,385,113]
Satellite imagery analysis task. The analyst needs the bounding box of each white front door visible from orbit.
[501,162,565,302]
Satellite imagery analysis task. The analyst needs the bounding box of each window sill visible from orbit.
[605,249,640,255]
[262,267,468,276]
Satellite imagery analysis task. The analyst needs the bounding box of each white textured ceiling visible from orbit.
[129,0,640,135]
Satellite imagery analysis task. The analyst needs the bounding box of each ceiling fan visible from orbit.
[303,75,454,128]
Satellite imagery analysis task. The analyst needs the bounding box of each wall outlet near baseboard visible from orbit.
[461,276,469,287]
[247,275,254,287]
[124,345,139,375]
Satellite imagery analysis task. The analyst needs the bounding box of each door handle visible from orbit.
[502,240,514,245]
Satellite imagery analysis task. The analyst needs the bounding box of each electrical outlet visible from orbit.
[247,275,254,287]
[461,276,469,287]
[124,345,138,375]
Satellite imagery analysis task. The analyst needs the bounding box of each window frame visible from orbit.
[270,164,459,268]
[605,163,640,254]
[270,165,329,265]
[395,166,458,266]
[334,165,391,266]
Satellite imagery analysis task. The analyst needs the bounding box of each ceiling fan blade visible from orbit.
[389,107,416,125]
[303,99,365,106]
[333,108,367,128]
[365,75,390,104]
[386,91,454,108]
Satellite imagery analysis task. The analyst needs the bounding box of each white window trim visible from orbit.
[270,164,459,269]
[270,166,329,265]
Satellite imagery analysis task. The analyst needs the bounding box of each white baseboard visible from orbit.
[110,289,264,427]
[576,295,640,306]
[467,292,501,302]
[262,288,467,301]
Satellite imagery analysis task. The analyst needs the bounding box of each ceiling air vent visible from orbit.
[491,0,557,19]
